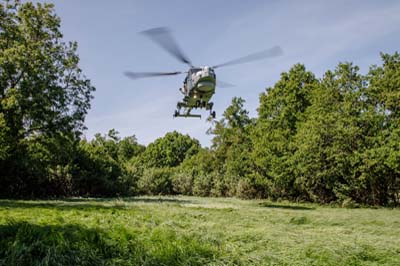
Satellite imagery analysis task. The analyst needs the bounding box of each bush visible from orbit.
[236,179,259,199]
[138,168,174,195]
[140,131,200,168]
[236,174,271,199]
[210,172,229,197]
[193,173,214,197]
[171,171,194,195]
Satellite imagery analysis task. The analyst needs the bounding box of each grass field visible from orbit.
[0,196,399,265]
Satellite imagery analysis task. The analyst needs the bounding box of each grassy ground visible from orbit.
[0,196,399,265]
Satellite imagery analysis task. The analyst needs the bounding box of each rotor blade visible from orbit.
[141,27,193,67]
[212,46,283,69]
[124,71,182,79]
[217,80,235,88]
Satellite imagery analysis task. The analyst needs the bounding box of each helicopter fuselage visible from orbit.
[175,66,216,118]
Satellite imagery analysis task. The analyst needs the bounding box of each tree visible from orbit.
[0,1,95,197]
[358,53,400,205]
[139,131,200,168]
[118,135,145,162]
[251,64,318,199]
[134,131,200,195]
[293,63,365,203]
[208,97,253,196]
[172,148,216,196]
[73,137,121,197]
[72,130,144,196]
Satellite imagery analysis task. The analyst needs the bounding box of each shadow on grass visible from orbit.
[61,197,192,204]
[0,201,122,211]
[117,197,193,204]
[259,202,316,210]
[0,197,193,212]
[0,221,217,266]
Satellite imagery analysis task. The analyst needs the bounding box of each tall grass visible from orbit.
[0,220,218,266]
[0,197,399,265]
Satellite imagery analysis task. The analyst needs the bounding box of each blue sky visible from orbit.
[32,0,400,146]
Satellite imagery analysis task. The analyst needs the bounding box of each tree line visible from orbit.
[1,1,399,206]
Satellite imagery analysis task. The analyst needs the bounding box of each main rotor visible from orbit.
[124,27,283,81]
[124,27,283,119]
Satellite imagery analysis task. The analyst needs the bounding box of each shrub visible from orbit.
[138,168,174,195]
[171,171,194,195]
[193,173,213,197]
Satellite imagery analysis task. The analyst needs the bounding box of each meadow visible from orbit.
[0,196,399,266]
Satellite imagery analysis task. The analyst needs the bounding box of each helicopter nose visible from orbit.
[202,67,214,77]
[201,71,212,78]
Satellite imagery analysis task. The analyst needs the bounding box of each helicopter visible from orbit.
[125,27,283,119]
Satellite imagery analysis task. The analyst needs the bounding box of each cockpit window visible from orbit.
[191,68,201,73]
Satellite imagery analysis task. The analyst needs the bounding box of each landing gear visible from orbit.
[210,111,216,119]
[206,102,216,119]
[173,100,215,119]
[174,102,201,118]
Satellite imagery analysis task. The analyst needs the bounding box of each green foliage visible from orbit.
[0,1,94,198]
[133,131,202,196]
[357,52,400,205]
[293,63,365,202]
[138,167,174,195]
[171,171,194,195]
[207,97,253,196]
[190,55,398,205]
[257,64,317,127]
[140,131,200,168]
[179,148,216,175]
[0,1,94,138]
[0,113,10,160]
[73,138,122,197]
[118,134,145,162]
[251,64,318,200]
[233,173,270,199]
[172,148,216,196]
[192,173,214,197]
[73,130,144,197]
[0,0,399,206]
